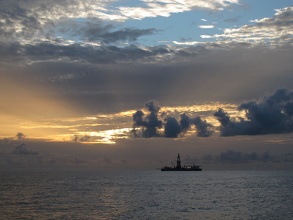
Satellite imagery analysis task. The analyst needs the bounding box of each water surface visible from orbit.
[1,171,292,219]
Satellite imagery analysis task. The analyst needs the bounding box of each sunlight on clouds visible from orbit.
[75,128,132,144]
[161,103,237,115]
[1,101,245,144]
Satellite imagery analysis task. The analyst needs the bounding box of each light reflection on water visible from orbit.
[1,171,293,219]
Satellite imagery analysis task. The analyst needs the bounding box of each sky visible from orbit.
[1,0,293,171]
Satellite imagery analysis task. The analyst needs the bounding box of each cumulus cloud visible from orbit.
[192,117,214,137]
[72,134,90,142]
[132,100,163,138]
[132,100,213,138]
[16,132,25,140]
[12,143,39,155]
[214,88,293,136]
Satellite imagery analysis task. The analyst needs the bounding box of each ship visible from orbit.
[161,153,202,171]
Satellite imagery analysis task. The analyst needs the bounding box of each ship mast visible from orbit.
[176,153,181,169]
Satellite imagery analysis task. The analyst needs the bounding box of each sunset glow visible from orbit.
[0,0,293,171]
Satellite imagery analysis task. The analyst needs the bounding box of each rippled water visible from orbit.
[1,171,293,219]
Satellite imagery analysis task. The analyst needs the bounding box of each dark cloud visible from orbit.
[12,143,39,155]
[132,100,213,138]
[100,28,157,43]
[179,113,191,132]
[72,135,90,142]
[132,101,163,138]
[55,18,157,44]
[214,88,293,136]
[0,42,172,65]
[16,132,25,140]
[164,117,181,138]
[192,117,214,137]
[0,1,41,41]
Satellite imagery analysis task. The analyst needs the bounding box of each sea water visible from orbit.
[1,171,293,220]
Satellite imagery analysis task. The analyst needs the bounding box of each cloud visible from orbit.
[0,0,238,46]
[118,0,239,20]
[214,88,293,136]
[192,117,214,137]
[199,25,215,29]
[0,42,173,65]
[173,41,199,45]
[212,6,293,46]
[12,143,39,155]
[200,35,214,39]
[16,132,25,140]
[0,0,157,46]
[100,28,157,43]
[56,19,157,44]
[72,134,90,142]
[164,116,181,137]
[0,0,116,42]
[132,100,163,138]
[132,100,213,138]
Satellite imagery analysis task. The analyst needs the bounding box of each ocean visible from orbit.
[1,171,292,220]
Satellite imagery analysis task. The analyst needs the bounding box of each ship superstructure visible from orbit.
[161,154,202,171]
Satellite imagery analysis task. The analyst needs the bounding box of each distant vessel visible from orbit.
[161,154,202,171]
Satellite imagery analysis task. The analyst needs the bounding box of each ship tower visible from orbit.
[176,153,181,169]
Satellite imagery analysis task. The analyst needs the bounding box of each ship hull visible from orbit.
[161,154,202,171]
[161,167,202,171]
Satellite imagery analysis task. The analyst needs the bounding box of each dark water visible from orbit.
[1,171,293,219]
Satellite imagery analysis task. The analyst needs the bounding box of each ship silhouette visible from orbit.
[161,154,202,171]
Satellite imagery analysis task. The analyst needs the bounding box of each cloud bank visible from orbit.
[132,89,293,139]
[215,88,293,136]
